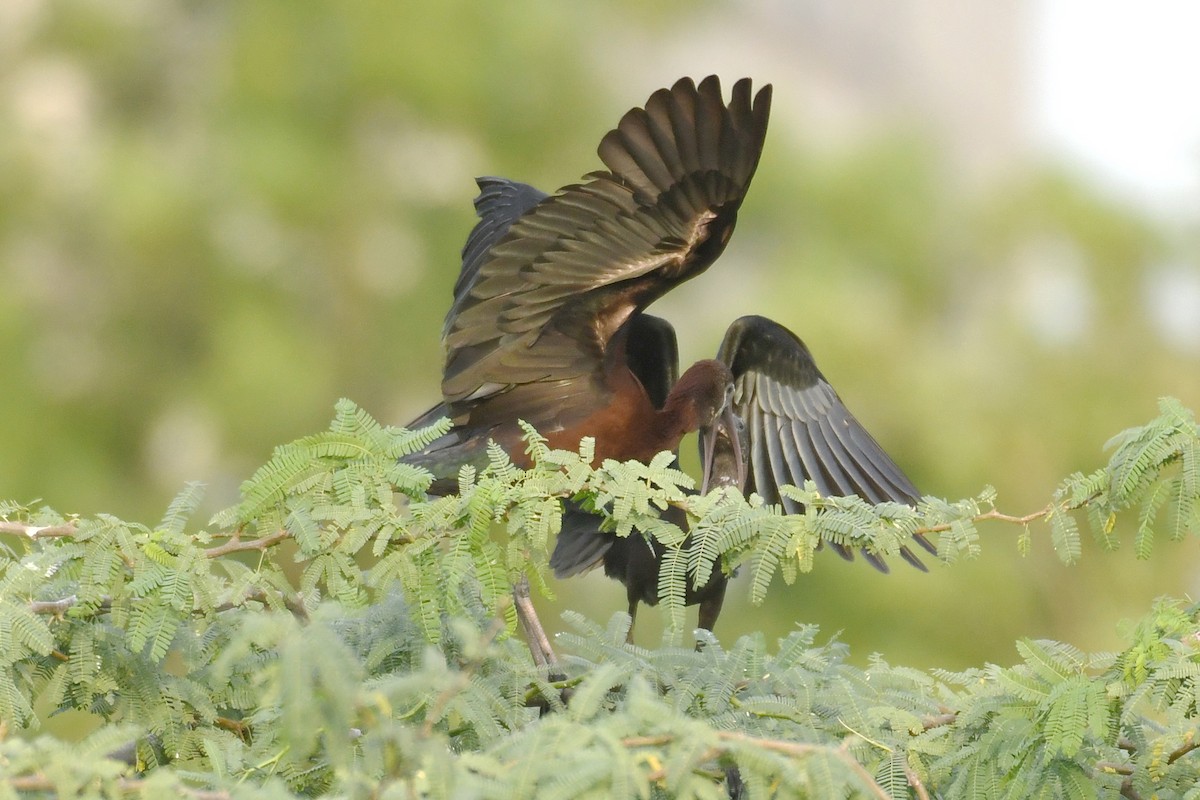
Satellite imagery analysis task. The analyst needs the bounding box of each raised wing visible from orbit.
[442,76,772,411]
[403,177,552,485]
[717,315,936,571]
[453,177,548,322]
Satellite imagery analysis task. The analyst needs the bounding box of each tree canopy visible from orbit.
[2,398,1198,797]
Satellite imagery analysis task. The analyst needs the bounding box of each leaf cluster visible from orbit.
[0,398,1198,798]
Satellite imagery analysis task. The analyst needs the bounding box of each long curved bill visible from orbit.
[699,406,748,495]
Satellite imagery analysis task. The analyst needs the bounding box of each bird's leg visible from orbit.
[513,575,558,670]
[626,598,639,644]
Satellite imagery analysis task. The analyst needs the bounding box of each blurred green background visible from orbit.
[3,0,1199,669]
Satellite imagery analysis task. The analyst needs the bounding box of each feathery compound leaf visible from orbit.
[748,514,793,604]
[517,419,550,463]
[1048,506,1081,565]
[875,750,911,800]
[657,545,688,638]
[391,416,455,458]
[0,598,55,658]
[157,482,205,535]
[1136,480,1170,558]
[1172,435,1200,540]
[1107,398,1197,508]
[567,662,625,722]
[485,439,519,483]
[1043,677,1101,758]
[331,396,383,436]
[993,664,1051,703]
[1018,638,1085,681]
[689,497,751,586]
[937,517,981,562]
[127,600,179,661]
[1086,502,1119,551]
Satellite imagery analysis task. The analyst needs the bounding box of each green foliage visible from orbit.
[1,399,1199,797]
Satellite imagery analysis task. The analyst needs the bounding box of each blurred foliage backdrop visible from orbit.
[3,0,1200,670]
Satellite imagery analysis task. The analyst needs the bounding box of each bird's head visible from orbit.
[669,360,746,494]
[669,360,734,430]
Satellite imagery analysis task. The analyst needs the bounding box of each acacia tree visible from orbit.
[1,397,1198,799]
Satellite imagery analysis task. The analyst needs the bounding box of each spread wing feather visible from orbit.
[454,177,548,317]
[442,76,772,412]
[717,315,937,571]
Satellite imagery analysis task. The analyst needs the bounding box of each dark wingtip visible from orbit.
[912,531,938,556]
[827,540,855,563]
[673,75,700,93]
[598,75,771,204]
[898,546,929,572]
[860,548,891,574]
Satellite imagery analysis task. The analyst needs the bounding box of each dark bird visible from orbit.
[404,76,934,641]
[715,315,933,570]
[555,409,750,637]
[406,76,766,485]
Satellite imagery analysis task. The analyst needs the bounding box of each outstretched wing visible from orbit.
[716,315,936,571]
[453,177,548,322]
[442,76,772,412]
[402,177,552,485]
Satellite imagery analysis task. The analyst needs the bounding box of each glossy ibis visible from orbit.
[406,76,767,482]
[404,76,933,644]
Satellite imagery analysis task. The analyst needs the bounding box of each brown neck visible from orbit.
[657,392,699,446]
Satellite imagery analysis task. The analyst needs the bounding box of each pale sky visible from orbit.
[1030,0,1200,215]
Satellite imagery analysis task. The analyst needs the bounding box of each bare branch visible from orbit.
[30,596,83,616]
[3,517,294,559]
[914,506,1053,536]
[905,762,931,800]
[202,529,289,558]
[0,521,78,538]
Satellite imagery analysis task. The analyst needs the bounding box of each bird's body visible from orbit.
[404,76,934,637]
[406,76,768,489]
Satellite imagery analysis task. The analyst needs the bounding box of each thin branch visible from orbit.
[905,763,931,800]
[215,716,250,740]
[0,520,78,538]
[512,574,558,671]
[202,529,289,558]
[1168,738,1199,766]
[2,517,292,559]
[30,595,85,616]
[921,712,958,730]
[30,587,308,622]
[723,731,892,800]
[235,587,309,621]
[1094,728,1198,795]
[1120,776,1144,800]
[623,734,672,747]
[913,506,1053,536]
[1095,760,1133,777]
